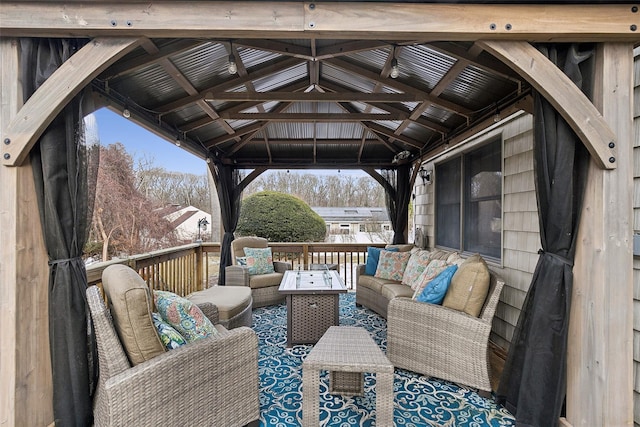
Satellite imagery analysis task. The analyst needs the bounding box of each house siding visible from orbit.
[632,47,640,427]
[415,112,538,351]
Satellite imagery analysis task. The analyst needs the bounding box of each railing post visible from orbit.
[303,243,309,269]
[196,244,204,290]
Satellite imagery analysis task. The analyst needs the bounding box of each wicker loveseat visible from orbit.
[355,245,505,391]
[387,271,505,391]
[88,265,260,426]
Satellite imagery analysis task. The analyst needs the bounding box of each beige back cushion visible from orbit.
[442,254,491,317]
[102,265,165,365]
[231,236,268,264]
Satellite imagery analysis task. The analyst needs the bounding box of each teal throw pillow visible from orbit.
[416,264,458,305]
[365,246,398,276]
[153,290,218,342]
[243,247,275,275]
[151,312,187,350]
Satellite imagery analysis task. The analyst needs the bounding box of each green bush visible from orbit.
[236,191,326,242]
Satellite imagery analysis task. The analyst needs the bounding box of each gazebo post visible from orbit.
[568,42,634,427]
[0,38,53,426]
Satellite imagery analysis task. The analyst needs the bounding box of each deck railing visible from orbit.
[86,241,385,295]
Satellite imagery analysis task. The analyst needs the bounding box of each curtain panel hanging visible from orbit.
[22,38,99,426]
[382,166,411,244]
[497,43,592,426]
[209,161,242,285]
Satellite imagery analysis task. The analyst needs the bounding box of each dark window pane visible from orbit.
[436,157,461,250]
[464,140,502,258]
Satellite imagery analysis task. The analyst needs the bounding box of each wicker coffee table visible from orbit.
[278,269,346,347]
[302,326,394,427]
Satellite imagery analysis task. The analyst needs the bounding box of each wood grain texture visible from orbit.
[2,2,636,40]
[479,40,618,170]
[0,38,52,427]
[571,43,634,427]
[2,37,141,166]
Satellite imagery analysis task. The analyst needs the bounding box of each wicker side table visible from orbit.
[302,326,394,427]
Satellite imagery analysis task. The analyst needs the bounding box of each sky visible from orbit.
[93,108,208,175]
[92,107,365,177]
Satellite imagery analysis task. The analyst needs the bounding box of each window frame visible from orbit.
[434,137,504,262]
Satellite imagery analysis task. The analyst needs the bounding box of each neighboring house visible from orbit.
[312,206,393,243]
[157,204,211,242]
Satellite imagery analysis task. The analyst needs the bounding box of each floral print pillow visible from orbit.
[243,247,275,275]
[374,250,412,281]
[151,312,186,350]
[153,290,217,343]
[411,259,448,296]
[401,250,432,286]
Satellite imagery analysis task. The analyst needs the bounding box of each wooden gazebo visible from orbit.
[1,2,637,426]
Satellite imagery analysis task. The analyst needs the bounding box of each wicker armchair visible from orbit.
[225,236,292,307]
[387,271,505,392]
[87,278,260,426]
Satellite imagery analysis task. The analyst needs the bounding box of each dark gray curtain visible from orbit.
[22,39,98,426]
[497,44,592,426]
[382,165,411,244]
[209,160,242,284]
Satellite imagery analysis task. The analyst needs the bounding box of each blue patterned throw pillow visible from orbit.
[153,290,218,342]
[243,247,275,275]
[364,246,398,276]
[416,264,458,305]
[151,312,187,350]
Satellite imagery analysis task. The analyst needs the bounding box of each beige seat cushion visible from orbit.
[358,275,399,294]
[102,265,165,365]
[381,283,415,300]
[249,272,284,289]
[188,286,252,321]
[442,254,490,317]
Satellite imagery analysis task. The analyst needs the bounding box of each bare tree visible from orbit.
[90,143,179,260]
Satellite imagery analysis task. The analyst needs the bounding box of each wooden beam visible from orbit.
[479,40,618,170]
[0,37,52,427]
[315,40,390,60]
[319,79,449,134]
[324,58,473,116]
[303,3,638,41]
[101,38,205,79]
[570,42,634,427]
[2,37,141,166]
[0,2,636,41]
[235,138,384,145]
[234,39,312,60]
[156,56,303,113]
[218,112,405,121]
[205,91,425,103]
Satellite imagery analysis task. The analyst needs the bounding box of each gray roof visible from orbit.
[94,38,529,170]
[312,207,390,222]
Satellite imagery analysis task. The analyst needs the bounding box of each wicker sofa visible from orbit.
[355,246,505,391]
[88,265,260,427]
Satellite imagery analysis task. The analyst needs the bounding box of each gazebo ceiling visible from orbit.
[94,37,531,169]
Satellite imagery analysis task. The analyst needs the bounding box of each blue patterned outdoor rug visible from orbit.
[252,292,515,426]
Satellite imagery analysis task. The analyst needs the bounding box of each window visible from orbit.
[435,139,502,259]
